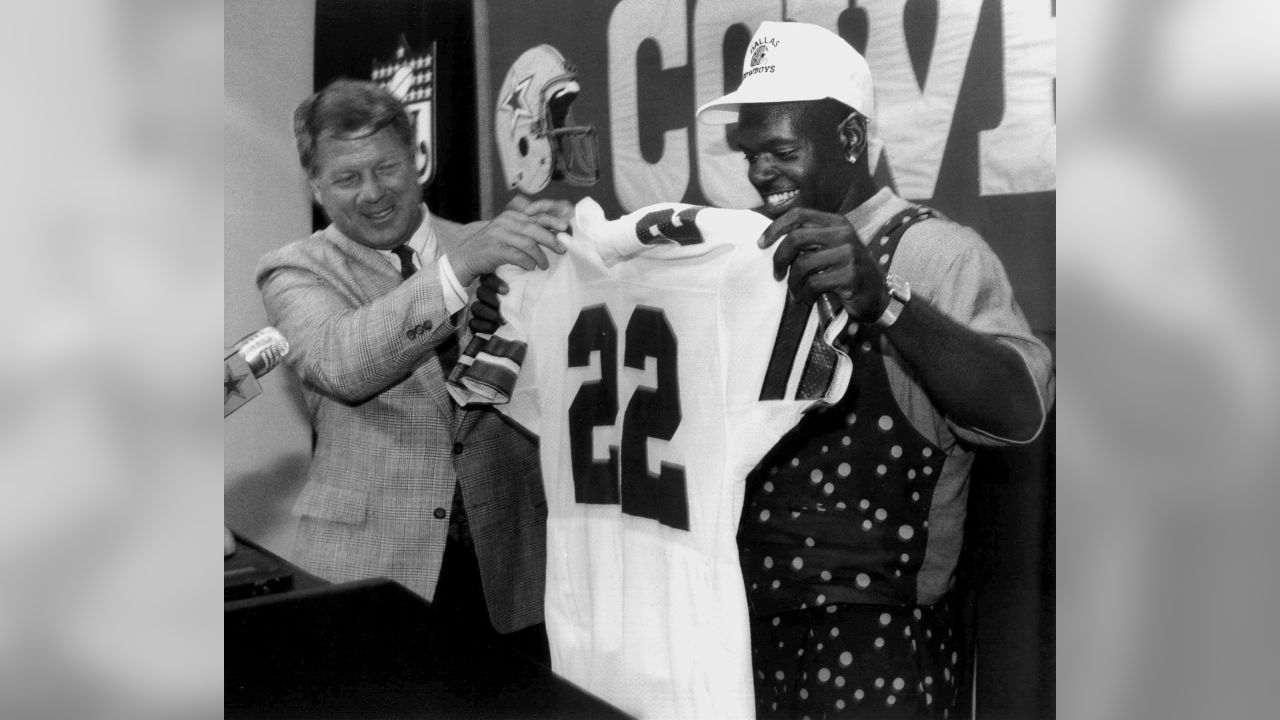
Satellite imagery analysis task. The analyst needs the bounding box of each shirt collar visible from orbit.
[844,187,910,243]
[377,203,435,264]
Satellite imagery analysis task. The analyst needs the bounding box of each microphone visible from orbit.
[225,327,289,417]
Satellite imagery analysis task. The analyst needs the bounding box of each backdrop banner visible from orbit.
[479,0,1055,334]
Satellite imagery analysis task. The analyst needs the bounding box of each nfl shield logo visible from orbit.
[372,36,436,186]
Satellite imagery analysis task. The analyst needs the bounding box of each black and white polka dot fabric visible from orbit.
[740,207,941,615]
[750,598,962,719]
[739,207,966,718]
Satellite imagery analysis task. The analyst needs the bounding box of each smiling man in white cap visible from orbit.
[697,21,1055,719]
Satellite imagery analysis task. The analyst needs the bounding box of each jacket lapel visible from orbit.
[325,223,460,421]
[422,214,465,421]
[413,354,458,422]
[323,225,401,298]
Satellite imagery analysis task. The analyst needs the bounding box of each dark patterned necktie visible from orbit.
[391,244,417,280]
[797,294,841,399]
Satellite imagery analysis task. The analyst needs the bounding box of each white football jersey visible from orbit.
[449,198,851,719]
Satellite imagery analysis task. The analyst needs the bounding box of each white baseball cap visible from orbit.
[696,21,874,124]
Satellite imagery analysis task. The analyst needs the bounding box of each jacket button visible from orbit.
[433,507,447,519]
[453,442,464,455]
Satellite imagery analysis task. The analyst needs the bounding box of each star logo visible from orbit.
[225,363,249,402]
[502,75,534,135]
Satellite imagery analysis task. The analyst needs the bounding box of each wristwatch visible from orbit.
[873,273,911,329]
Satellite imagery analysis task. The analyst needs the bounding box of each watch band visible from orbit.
[873,273,911,329]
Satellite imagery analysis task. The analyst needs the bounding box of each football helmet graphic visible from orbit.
[495,44,599,193]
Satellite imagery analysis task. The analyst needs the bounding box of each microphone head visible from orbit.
[233,327,290,378]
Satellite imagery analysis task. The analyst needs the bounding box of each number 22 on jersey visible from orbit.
[567,303,690,531]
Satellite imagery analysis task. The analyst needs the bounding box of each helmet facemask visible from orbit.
[546,83,598,187]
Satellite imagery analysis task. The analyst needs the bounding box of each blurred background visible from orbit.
[0,0,223,718]
[1057,2,1280,719]
[1,0,1277,718]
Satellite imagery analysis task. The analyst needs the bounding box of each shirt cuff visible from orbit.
[438,254,468,317]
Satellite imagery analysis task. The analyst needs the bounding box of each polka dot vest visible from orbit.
[740,206,943,615]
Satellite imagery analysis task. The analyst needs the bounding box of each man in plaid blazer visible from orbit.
[255,80,568,651]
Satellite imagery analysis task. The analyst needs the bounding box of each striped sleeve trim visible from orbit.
[759,297,810,401]
[635,207,707,246]
[759,296,852,405]
[447,334,529,406]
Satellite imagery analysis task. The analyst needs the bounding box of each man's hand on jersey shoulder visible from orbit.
[469,273,507,335]
[452,195,571,286]
[508,194,575,227]
[758,207,889,322]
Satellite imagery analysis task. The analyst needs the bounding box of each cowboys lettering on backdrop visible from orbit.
[478,1,1054,217]
[480,1,1054,334]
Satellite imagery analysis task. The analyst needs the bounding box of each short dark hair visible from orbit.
[292,78,414,177]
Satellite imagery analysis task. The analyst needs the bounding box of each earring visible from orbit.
[838,111,863,164]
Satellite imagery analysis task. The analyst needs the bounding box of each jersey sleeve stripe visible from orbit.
[447,336,528,405]
[759,297,811,400]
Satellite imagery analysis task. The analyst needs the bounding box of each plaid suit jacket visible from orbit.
[255,210,546,633]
